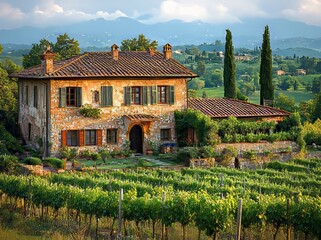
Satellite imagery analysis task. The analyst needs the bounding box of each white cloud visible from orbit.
[282,0,321,26]
[152,0,267,23]
[96,10,127,20]
[0,2,24,20]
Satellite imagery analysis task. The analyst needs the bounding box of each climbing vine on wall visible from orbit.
[174,109,219,147]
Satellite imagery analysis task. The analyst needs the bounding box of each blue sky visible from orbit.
[0,0,320,29]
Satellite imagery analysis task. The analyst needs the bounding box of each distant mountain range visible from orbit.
[1,17,321,55]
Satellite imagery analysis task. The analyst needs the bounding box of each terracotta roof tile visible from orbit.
[124,114,157,122]
[13,51,197,79]
[188,98,290,118]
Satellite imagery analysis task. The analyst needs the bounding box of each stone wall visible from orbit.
[18,79,49,155]
[49,78,187,155]
[214,141,299,155]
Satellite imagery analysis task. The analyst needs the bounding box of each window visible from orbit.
[85,130,97,146]
[92,90,99,104]
[62,129,102,147]
[160,129,171,141]
[25,86,29,105]
[67,130,79,146]
[131,86,141,104]
[33,86,38,108]
[158,86,167,104]
[107,129,118,144]
[59,87,82,107]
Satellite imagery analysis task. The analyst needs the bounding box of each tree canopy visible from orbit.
[223,29,236,99]
[120,34,158,51]
[259,25,274,105]
[23,33,80,68]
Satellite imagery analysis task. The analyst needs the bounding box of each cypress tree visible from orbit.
[260,25,274,105]
[224,29,236,98]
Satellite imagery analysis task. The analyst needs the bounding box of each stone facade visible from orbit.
[19,77,188,156]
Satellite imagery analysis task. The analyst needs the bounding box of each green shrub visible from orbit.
[79,104,101,118]
[59,146,70,159]
[43,158,65,169]
[98,148,110,163]
[23,157,42,165]
[0,155,18,173]
[90,152,101,161]
[176,147,199,166]
[0,141,9,155]
[219,146,237,167]
[0,124,23,154]
[199,145,216,158]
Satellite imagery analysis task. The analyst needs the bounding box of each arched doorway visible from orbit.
[129,125,143,154]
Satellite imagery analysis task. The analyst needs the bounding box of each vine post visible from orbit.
[161,192,165,240]
[236,199,242,240]
[117,188,123,239]
[287,198,291,240]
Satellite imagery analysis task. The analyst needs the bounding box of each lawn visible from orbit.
[78,154,178,170]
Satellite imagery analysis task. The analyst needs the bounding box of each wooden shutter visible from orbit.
[61,130,67,146]
[150,86,157,105]
[76,87,82,107]
[101,86,113,107]
[142,86,148,105]
[97,129,102,146]
[59,88,66,107]
[124,87,131,106]
[79,130,84,147]
[169,86,175,105]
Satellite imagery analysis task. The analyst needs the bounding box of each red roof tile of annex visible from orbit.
[188,98,290,118]
[13,51,197,79]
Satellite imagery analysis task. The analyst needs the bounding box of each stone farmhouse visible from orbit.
[13,43,290,157]
[13,44,197,156]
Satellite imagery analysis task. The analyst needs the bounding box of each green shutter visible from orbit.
[76,87,82,107]
[150,86,157,105]
[107,86,113,106]
[59,88,66,107]
[101,86,113,106]
[142,86,148,105]
[124,87,131,106]
[169,86,175,105]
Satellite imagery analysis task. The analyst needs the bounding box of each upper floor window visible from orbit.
[101,86,113,107]
[25,86,29,105]
[131,86,141,104]
[124,85,175,106]
[59,87,82,107]
[34,86,38,108]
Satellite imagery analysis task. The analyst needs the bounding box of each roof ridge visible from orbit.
[50,53,89,75]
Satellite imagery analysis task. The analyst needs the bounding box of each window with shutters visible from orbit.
[67,130,79,146]
[85,130,97,146]
[157,86,175,104]
[59,87,82,107]
[131,86,141,104]
[158,86,167,104]
[160,128,171,141]
[33,86,38,108]
[107,129,118,144]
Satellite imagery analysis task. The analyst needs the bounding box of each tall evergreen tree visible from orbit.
[260,25,274,105]
[223,29,236,98]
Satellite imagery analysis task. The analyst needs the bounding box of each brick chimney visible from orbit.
[163,43,172,59]
[148,47,155,56]
[40,46,55,74]
[111,44,119,61]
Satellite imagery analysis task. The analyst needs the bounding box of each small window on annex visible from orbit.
[160,128,171,141]
[107,129,118,144]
